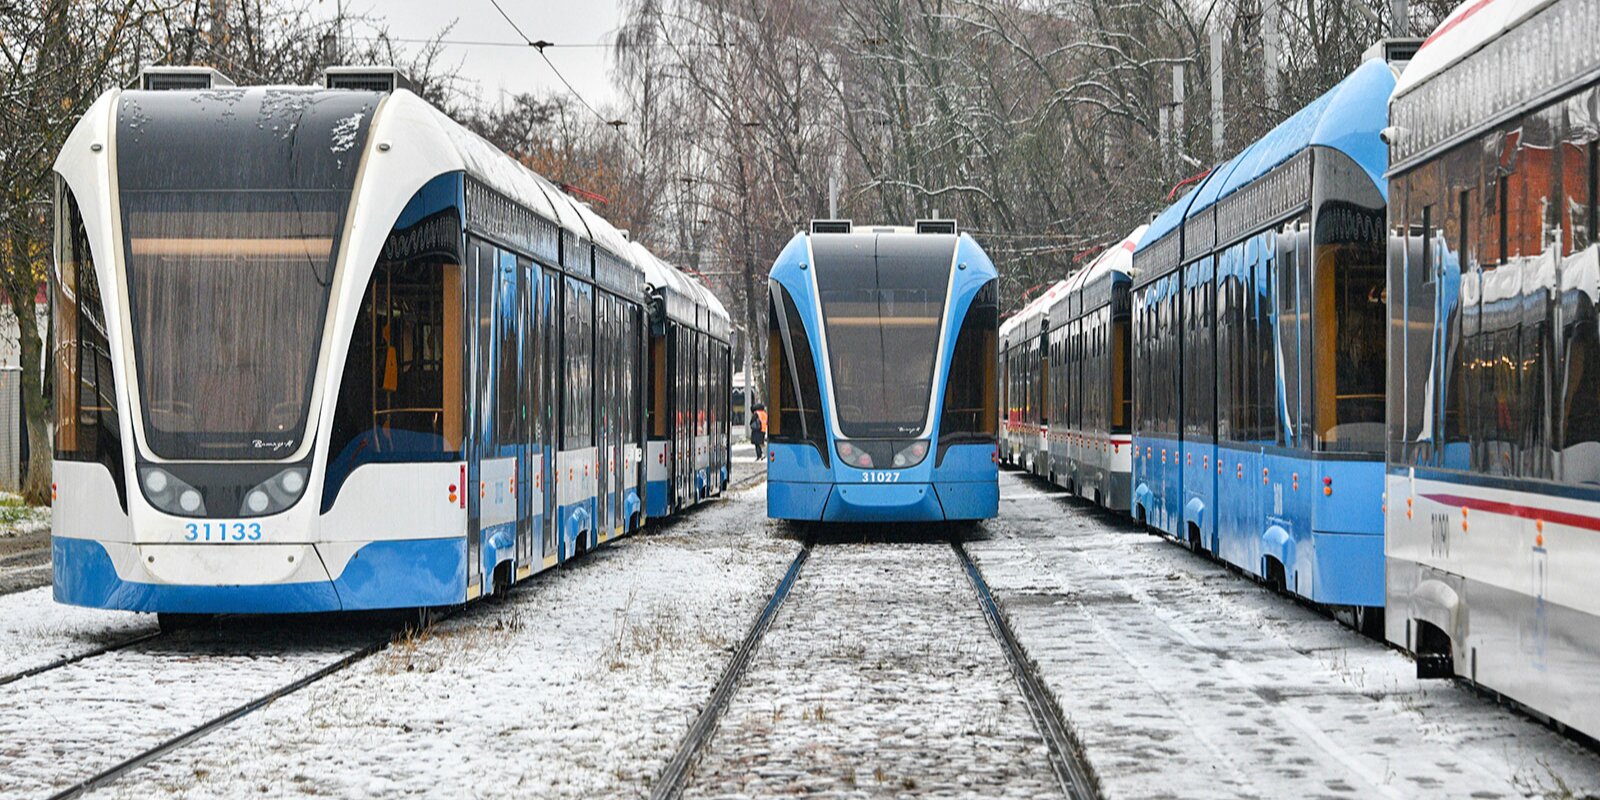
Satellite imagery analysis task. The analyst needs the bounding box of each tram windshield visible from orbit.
[116,88,375,460]
[812,234,954,438]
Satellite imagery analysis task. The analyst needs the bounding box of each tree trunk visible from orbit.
[7,232,50,505]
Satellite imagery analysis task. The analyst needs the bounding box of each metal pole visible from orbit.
[1159,106,1171,173]
[1172,64,1185,138]
[1210,26,1225,159]
[1392,0,1409,36]
[1263,0,1280,109]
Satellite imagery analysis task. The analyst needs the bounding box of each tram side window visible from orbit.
[563,279,594,449]
[1249,236,1277,444]
[767,284,827,462]
[524,259,543,447]
[651,329,668,438]
[1215,247,1246,443]
[1312,154,1387,453]
[1386,185,1407,462]
[53,182,124,493]
[939,280,998,451]
[1276,223,1305,448]
[1560,96,1600,482]
[1401,165,1441,465]
[325,177,463,508]
[1112,306,1130,433]
[494,251,521,450]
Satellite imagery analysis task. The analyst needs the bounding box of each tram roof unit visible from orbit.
[560,195,647,302]
[1388,0,1596,172]
[1000,279,1071,344]
[1131,166,1222,289]
[305,76,648,301]
[1133,57,1397,288]
[632,242,732,342]
[1056,225,1147,322]
[1394,0,1551,98]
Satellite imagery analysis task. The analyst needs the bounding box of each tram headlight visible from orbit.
[245,490,271,514]
[238,468,309,517]
[836,441,874,469]
[143,469,170,495]
[138,467,207,516]
[892,440,930,468]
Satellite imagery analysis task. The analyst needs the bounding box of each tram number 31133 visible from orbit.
[184,522,265,542]
[861,471,901,483]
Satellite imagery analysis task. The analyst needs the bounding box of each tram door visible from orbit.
[515,257,535,571]
[604,297,622,536]
[597,293,613,539]
[466,239,494,596]
[613,302,629,532]
[540,269,559,565]
[674,328,690,506]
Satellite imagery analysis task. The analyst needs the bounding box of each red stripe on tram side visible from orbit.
[1422,0,1501,48]
[1421,493,1600,532]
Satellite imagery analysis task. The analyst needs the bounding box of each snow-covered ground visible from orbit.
[0,496,53,596]
[683,541,1058,798]
[0,614,388,798]
[971,471,1600,799]
[0,586,156,678]
[73,481,796,800]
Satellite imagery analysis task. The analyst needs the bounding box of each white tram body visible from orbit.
[1384,0,1600,737]
[1044,226,1145,510]
[50,70,730,614]
[999,280,1071,474]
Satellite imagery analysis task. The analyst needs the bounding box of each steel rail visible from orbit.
[953,538,1101,800]
[648,538,810,800]
[0,629,167,689]
[40,618,431,800]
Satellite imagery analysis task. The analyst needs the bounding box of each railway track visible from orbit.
[1,614,422,800]
[41,631,400,800]
[953,537,1100,800]
[649,537,811,800]
[649,528,1100,800]
[0,628,166,689]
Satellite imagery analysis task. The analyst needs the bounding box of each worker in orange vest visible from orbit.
[751,403,768,459]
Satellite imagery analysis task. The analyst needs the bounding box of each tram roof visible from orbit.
[1052,225,1145,320]
[1000,278,1071,341]
[1135,58,1395,264]
[1394,0,1547,100]
[632,242,731,339]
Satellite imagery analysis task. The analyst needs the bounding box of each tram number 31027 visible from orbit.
[861,471,901,483]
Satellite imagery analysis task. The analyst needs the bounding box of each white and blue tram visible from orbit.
[49,68,730,617]
[1044,227,1147,512]
[1384,0,1600,739]
[999,279,1070,476]
[765,220,1000,522]
[634,243,733,519]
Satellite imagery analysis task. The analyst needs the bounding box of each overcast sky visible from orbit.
[321,0,625,112]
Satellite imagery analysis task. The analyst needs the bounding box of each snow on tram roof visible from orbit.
[1394,0,1551,99]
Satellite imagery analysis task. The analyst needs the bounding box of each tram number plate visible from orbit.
[183,522,264,542]
[861,471,900,483]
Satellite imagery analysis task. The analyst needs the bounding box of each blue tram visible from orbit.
[765,220,1000,522]
[1128,55,1398,621]
[49,67,730,619]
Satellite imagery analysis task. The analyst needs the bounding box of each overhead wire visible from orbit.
[479,0,649,166]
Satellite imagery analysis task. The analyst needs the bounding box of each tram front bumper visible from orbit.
[821,482,946,523]
[51,536,466,614]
